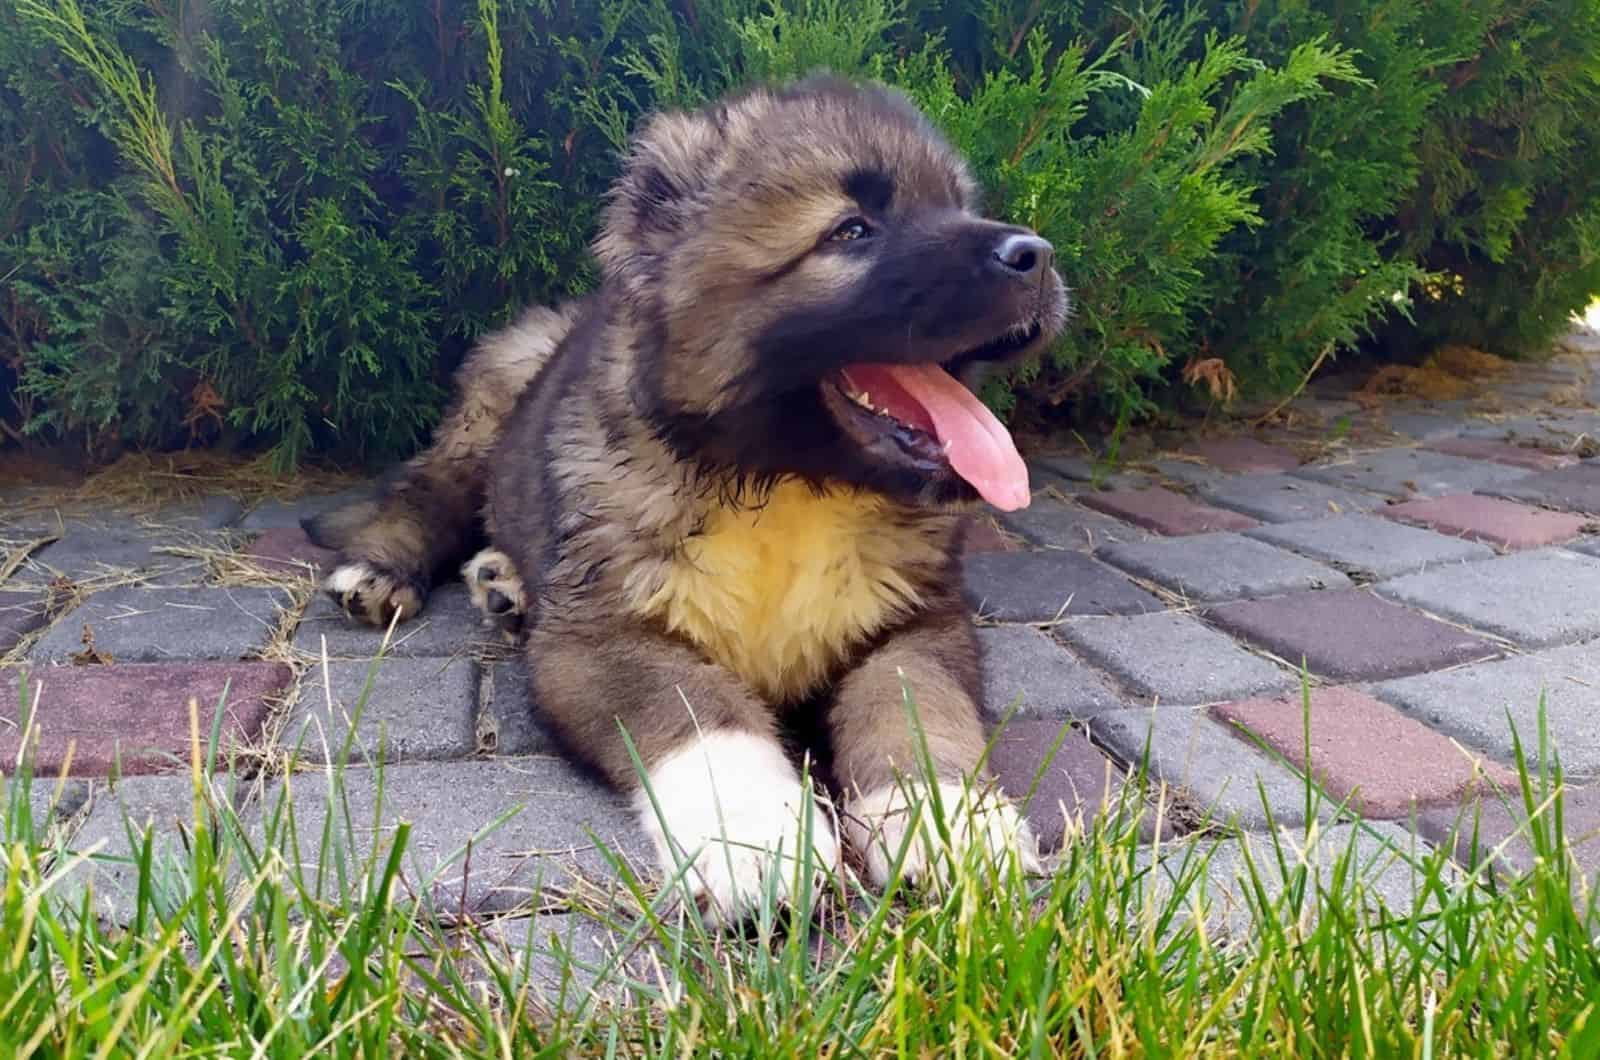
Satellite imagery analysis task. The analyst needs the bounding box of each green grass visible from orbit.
[4,665,1599,1058]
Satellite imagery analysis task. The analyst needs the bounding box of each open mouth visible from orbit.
[818,321,1042,511]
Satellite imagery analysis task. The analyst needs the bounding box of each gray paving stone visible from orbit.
[4,774,92,834]
[1086,706,1323,830]
[481,660,558,755]
[1196,473,1385,523]
[1058,612,1292,705]
[28,585,295,663]
[1566,535,1600,558]
[238,484,378,531]
[1099,532,1350,603]
[1375,548,1600,648]
[57,773,245,923]
[1380,409,1473,442]
[293,583,496,658]
[1146,459,1233,489]
[1291,447,1533,499]
[17,521,213,586]
[1480,461,1600,515]
[1028,454,1152,491]
[1373,641,1600,779]
[1247,513,1494,580]
[977,625,1126,721]
[0,591,49,656]
[259,758,650,914]
[962,551,1162,622]
[997,497,1147,551]
[1458,413,1600,453]
[284,656,479,764]
[471,911,645,1007]
[1143,822,1448,941]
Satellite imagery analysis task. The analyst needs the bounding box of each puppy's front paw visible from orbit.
[843,778,1040,891]
[637,731,840,929]
[462,548,526,639]
[323,560,426,628]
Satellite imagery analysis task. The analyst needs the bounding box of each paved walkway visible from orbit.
[3,325,1599,964]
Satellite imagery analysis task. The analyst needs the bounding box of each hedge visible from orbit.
[2,0,1597,470]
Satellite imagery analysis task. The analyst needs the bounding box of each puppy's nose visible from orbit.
[991,232,1053,280]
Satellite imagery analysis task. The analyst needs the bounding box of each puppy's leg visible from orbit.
[829,598,1039,890]
[462,548,526,640]
[307,305,577,627]
[528,619,840,928]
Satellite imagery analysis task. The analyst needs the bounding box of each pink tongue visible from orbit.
[840,363,1032,511]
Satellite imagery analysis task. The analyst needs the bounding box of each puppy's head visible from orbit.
[595,74,1069,511]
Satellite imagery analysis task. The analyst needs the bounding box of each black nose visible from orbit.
[991,232,1053,280]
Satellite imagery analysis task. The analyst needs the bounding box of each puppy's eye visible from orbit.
[828,218,872,242]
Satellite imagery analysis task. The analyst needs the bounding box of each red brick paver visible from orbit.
[244,527,337,575]
[1206,589,1500,681]
[1380,494,1590,551]
[1080,487,1259,536]
[1183,437,1302,473]
[0,662,292,776]
[1212,687,1514,818]
[1424,437,1578,471]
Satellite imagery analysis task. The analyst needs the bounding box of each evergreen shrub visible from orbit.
[2,0,1597,468]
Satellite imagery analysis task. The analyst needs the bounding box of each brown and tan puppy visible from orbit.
[306,74,1070,927]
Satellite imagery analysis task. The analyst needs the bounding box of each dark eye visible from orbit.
[828,217,872,242]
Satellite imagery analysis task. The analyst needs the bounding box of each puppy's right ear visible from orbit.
[593,105,728,299]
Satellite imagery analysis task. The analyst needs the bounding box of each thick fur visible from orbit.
[307,75,1068,926]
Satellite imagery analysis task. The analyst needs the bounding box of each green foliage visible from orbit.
[2,0,1598,467]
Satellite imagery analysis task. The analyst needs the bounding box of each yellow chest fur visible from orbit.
[631,480,935,703]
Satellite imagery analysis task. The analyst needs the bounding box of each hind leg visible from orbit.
[305,302,581,627]
[463,547,526,641]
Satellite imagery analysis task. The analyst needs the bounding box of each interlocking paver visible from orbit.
[0,662,291,776]
[471,911,642,1006]
[1147,823,1451,939]
[1480,461,1600,514]
[1567,535,1600,558]
[1195,473,1384,524]
[17,519,209,586]
[28,585,295,663]
[0,592,49,655]
[1180,437,1302,473]
[1459,413,1600,453]
[1099,532,1350,603]
[244,526,337,576]
[1206,589,1499,681]
[1059,612,1291,705]
[1211,687,1512,818]
[1375,548,1600,648]
[1381,409,1474,441]
[985,719,1167,849]
[237,485,377,531]
[284,656,478,764]
[1380,494,1590,551]
[1419,783,1600,892]
[293,583,494,658]
[260,758,649,914]
[962,551,1161,622]
[1028,454,1151,491]
[58,773,246,922]
[1423,437,1577,471]
[977,625,1126,721]
[1373,641,1600,777]
[1291,447,1533,499]
[482,660,557,755]
[997,496,1147,551]
[1079,487,1260,536]
[1246,513,1493,579]
[1087,706,1324,830]
[961,518,1024,553]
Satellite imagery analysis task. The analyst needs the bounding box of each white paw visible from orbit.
[461,548,526,632]
[635,730,841,928]
[843,779,1041,891]
[323,560,423,628]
